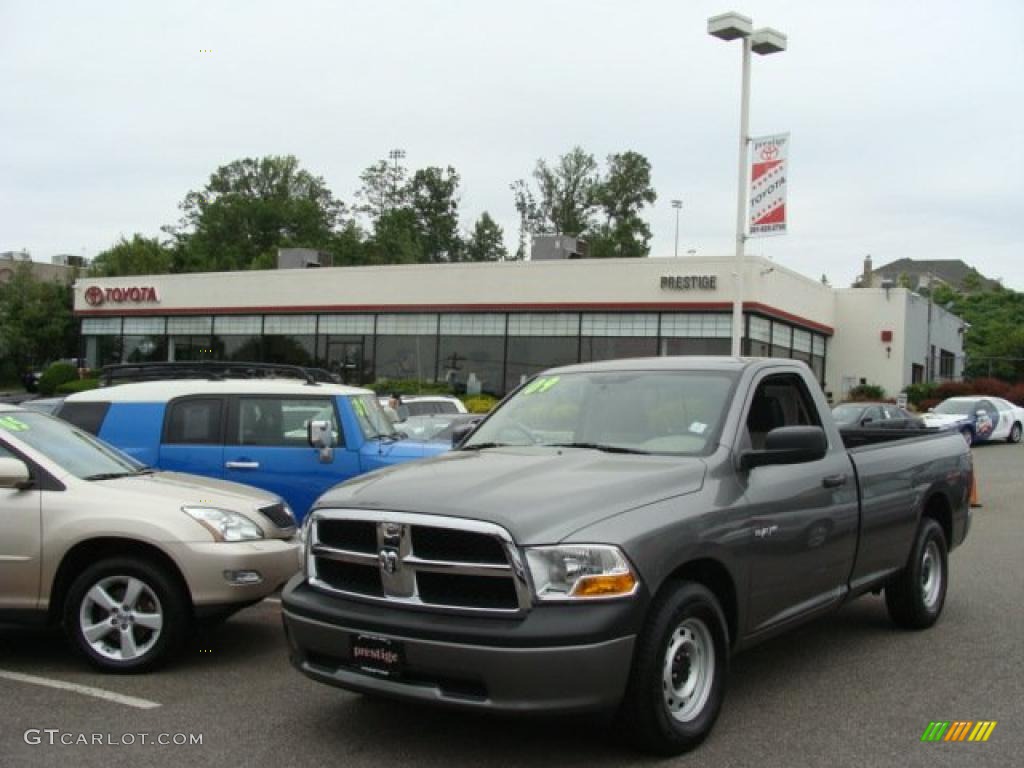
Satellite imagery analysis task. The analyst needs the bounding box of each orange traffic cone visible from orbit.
[970,471,981,508]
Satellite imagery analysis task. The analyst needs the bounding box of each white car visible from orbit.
[378,394,468,422]
[921,396,1024,445]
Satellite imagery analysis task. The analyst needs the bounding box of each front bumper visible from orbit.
[282,577,642,714]
[166,537,301,606]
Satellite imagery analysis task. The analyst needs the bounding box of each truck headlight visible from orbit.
[524,545,638,600]
[183,506,264,542]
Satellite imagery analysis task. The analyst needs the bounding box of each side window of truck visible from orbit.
[164,398,224,445]
[57,401,111,436]
[236,397,339,447]
[745,373,821,449]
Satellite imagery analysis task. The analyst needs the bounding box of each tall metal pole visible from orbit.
[731,37,752,357]
[671,200,683,258]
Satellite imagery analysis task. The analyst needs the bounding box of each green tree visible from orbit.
[165,155,346,272]
[364,208,424,265]
[533,146,600,236]
[0,264,76,377]
[408,166,463,263]
[90,234,172,277]
[465,212,507,262]
[588,151,657,258]
[355,158,408,225]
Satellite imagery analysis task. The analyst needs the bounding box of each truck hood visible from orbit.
[314,446,706,544]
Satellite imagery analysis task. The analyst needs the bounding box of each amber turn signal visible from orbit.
[570,572,637,598]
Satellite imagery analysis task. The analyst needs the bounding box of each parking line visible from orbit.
[0,669,161,710]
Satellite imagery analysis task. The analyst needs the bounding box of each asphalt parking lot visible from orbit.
[1,444,1022,768]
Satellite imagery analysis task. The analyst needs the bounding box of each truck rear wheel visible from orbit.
[64,556,187,673]
[885,518,948,629]
[618,581,728,755]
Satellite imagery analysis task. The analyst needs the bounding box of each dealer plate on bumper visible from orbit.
[350,634,405,678]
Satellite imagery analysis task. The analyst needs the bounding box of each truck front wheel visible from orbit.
[885,517,948,629]
[619,582,729,755]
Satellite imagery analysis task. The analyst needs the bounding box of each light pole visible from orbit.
[708,12,787,356]
[387,148,406,210]
[671,200,683,257]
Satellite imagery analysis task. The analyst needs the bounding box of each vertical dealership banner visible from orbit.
[748,133,789,237]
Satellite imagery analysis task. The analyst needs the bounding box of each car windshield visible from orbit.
[831,404,865,425]
[0,410,145,479]
[463,370,737,456]
[350,394,399,440]
[934,400,975,416]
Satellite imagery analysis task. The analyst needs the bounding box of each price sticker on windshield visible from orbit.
[0,416,29,432]
[352,398,368,417]
[523,376,560,395]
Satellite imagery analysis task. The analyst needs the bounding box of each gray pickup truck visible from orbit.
[281,357,972,755]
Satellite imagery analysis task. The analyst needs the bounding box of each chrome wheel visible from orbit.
[920,541,943,611]
[79,576,164,662]
[662,618,715,723]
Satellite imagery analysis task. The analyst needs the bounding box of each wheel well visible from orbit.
[661,558,738,647]
[922,493,953,548]
[48,538,193,625]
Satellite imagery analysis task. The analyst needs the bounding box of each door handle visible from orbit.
[822,473,847,488]
[225,461,260,470]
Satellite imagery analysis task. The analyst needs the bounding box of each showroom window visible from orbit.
[746,315,772,357]
[374,314,439,382]
[580,313,658,362]
[792,328,812,364]
[263,315,316,366]
[660,313,731,356]
[505,313,580,393]
[212,315,262,362]
[81,317,123,368]
[438,314,505,394]
[771,322,793,358]
[168,316,214,362]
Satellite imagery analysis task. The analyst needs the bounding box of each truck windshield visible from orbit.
[0,410,145,479]
[350,394,399,440]
[463,370,737,456]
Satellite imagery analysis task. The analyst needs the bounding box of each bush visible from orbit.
[37,362,78,396]
[55,378,99,395]
[846,383,885,401]
[369,379,453,397]
[902,382,936,408]
[461,395,498,414]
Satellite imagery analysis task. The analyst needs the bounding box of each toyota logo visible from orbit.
[759,144,780,161]
[84,286,104,306]
[378,549,399,575]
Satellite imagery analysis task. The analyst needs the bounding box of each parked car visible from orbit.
[58,367,449,521]
[921,396,1024,445]
[396,413,483,443]
[832,402,924,430]
[282,357,972,755]
[379,394,468,420]
[0,404,300,672]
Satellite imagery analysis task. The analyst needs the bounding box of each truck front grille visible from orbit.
[307,510,529,614]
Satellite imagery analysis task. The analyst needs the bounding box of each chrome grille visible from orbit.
[307,510,530,614]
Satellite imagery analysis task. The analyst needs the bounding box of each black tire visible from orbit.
[885,518,948,630]
[64,556,188,673]
[1007,422,1022,444]
[618,582,729,756]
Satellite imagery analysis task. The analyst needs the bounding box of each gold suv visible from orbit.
[0,404,300,672]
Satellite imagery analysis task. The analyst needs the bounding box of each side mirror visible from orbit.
[860,417,874,426]
[451,423,476,447]
[739,426,828,471]
[0,457,32,490]
[307,419,336,464]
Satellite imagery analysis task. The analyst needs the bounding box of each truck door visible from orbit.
[0,441,42,612]
[223,395,359,521]
[159,397,226,479]
[738,372,860,634]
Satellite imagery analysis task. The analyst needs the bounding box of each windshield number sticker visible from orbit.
[524,376,560,395]
[0,416,29,432]
[353,398,368,417]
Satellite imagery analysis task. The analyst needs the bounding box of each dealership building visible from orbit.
[73,255,966,400]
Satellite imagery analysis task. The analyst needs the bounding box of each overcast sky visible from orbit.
[2,0,1022,288]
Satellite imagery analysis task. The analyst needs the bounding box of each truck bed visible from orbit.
[839,426,946,450]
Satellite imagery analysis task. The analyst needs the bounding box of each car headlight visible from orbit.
[524,545,638,600]
[183,506,264,542]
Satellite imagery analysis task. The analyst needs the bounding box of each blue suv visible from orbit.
[58,375,448,521]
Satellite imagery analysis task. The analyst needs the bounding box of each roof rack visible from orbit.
[98,361,340,387]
